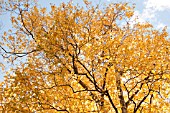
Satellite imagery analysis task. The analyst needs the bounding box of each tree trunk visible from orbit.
[116,70,127,113]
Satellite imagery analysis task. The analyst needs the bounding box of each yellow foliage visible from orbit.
[0,0,170,113]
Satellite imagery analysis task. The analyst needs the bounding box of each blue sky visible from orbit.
[0,0,170,81]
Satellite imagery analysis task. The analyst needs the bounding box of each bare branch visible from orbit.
[105,89,118,113]
[0,45,37,57]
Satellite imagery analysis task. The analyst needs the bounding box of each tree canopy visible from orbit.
[0,0,170,113]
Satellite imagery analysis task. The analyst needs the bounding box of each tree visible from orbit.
[0,0,170,113]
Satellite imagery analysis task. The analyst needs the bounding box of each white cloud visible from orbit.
[144,0,170,11]
[142,0,170,21]
[157,22,166,29]
[129,0,168,30]
[141,8,156,21]
[143,0,170,29]
[130,10,154,25]
[130,10,146,23]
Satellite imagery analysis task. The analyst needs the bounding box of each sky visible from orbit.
[0,0,170,81]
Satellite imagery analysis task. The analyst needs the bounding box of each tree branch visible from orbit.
[105,89,118,113]
[134,89,151,113]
